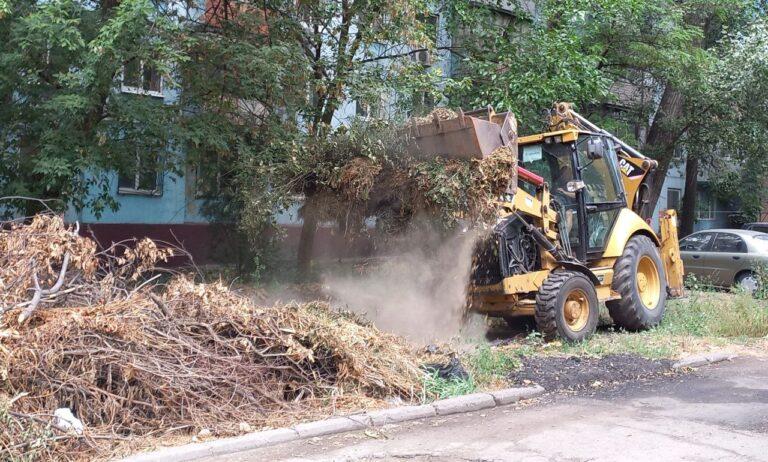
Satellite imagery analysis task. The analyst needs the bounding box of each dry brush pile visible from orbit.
[0,215,423,460]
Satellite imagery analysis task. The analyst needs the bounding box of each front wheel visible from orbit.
[606,235,667,330]
[535,270,599,342]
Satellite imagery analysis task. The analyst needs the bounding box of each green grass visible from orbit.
[468,345,521,385]
[422,370,476,400]
[422,346,522,399]
[661,291,768,338]
[422,291,768,399]
[552,291,768,359]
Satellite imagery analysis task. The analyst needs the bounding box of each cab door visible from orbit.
[574,136,625,260]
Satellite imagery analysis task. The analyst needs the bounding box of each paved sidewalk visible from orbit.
[200,357,768,462]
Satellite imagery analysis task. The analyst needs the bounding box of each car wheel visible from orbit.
[735,271,759,295]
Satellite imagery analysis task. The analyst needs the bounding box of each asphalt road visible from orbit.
[201,357,768,462]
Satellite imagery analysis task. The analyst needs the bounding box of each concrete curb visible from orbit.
[433,392,495,415]
[672,352,737,370]
[119,386,545,462]
[489,385,546,405]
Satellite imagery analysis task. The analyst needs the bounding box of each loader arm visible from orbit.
[659,209,685,297]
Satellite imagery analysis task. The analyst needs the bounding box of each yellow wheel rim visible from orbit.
[637,256,661,310]
[564,288,590,331]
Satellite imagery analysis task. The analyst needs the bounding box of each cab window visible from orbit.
[519,141,581,254]
[518,142,573,195]
[575,136,622,204]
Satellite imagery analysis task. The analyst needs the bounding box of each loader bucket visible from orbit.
[406,106,517,159]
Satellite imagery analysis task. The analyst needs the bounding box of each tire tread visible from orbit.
[535,270,579,341]
[606,235,666,330]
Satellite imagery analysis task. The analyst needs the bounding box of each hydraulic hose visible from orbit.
[510,212,567,262]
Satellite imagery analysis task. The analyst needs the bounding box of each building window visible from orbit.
[118,151,163,196]
[194,153,232,199]
[356,100,372,118]
[122,59,163,97]
[667,188,681,212]
[355,96,384,119]
[697,190,714,220]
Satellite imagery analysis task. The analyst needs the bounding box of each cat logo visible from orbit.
[619,158,643,179]
[596,273,605,284]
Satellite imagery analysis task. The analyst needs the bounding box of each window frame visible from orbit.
[117,151,164,197]
[666,187,681,213]
[711,232,747,254]
[575,135,624,207]
[574,135,626,258]
[696,190,715,221]
[121,60,164,98]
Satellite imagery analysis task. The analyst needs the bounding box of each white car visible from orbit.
[679,229,768,292]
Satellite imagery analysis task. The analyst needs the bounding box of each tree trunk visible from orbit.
[679,154,699,237]
[644,85,685,214]
[295,96,340,279]
[296,195,318,281]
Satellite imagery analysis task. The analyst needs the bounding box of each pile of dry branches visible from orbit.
[0,215,173,323]
[278,108,518,239]
[0,216,423,460]
[313,144,518,235]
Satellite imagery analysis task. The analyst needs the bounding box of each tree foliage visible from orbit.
[449,0,764,226]
[692,17,768,222]
[0,0,186,216]
[3,0,768,272]
[447,0,702,132]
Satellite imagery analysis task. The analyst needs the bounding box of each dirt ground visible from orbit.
[508,354,676,391]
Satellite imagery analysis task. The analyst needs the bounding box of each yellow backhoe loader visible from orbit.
[407,102,684,341]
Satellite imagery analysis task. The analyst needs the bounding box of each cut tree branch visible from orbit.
[18,252,71,324]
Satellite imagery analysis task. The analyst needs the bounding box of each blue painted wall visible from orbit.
[65,169,207,224]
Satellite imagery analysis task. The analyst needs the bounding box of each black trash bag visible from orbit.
[422,356,470,381]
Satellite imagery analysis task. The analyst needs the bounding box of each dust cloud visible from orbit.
[323,226,488,344]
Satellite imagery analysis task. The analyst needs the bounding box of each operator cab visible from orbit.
[518,131,626,262]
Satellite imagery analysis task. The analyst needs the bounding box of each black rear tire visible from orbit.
[535,270,599,342]
[606,235,667,330]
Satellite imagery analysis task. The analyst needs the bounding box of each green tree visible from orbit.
[447,0,761,227]
[689,17,768,227]
[447,0,701,133]
[209,0,449,278]
[0,0,186,216]
[0,0,452,278]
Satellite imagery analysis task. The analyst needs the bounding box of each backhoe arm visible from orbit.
[660,210,685,298]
